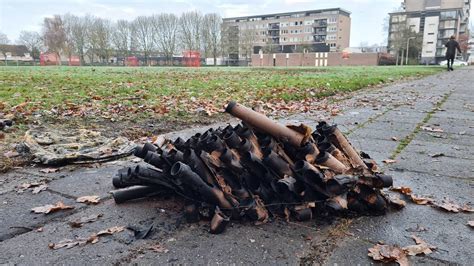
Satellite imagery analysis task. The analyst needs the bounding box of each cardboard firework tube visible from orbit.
[225,101,306,147]
[315,152,349,174]
[322,125,367,169]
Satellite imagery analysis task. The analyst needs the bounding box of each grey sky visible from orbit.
[0,0,471,46]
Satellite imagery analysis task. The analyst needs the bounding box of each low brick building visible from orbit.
[251,52,386,67]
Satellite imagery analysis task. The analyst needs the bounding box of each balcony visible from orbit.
[312,21,327,27]
[313,29,327,35]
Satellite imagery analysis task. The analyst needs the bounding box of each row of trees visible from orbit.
[3,12,226,65]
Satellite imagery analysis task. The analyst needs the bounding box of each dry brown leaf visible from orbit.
[39,168,59,173]
[31,202,74,214]
[387,194,407,209]
[420,126,444,133]
[76,195,100,205]
[148,243,169,253]
[69,214,103,228]
[403,235,437,256]
[390,186,413,195]
[97,226,125,236]
[48,235,99,250]
[32,184,48,194]
[368,244,408,266]
[432,200,460,213]
[391,136,398,141]
[461,204,474,213]
[383,159,397,164]
[410,194,434,205]
[468,221,474,227]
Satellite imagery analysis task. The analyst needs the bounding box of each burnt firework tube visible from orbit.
[225,101,306,147]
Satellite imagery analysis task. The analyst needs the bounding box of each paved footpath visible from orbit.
[1,67,473,265]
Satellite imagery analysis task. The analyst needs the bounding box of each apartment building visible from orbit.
[388,0,471,64]
[222,8,351,61]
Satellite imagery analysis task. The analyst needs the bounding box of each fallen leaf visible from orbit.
[386,194,407,209]
[76,195,100,205]
[148,243,169,253]
[468,221,474,227]
[429,153,445,158]
[97,226,125,236]
[4,150,19,158]
[405,224,427,232]
[390,186,413,195]
[37,227,43,232]
[420,126,443,133]
[461,204,474,213]
[432,200,460,213]
[31,202,74,214]
[39,168,59,173]
[48,235,99,250]
[368,244,408,266]
[69,214,103,228]
[403,235,437,256]
[383,159,397,164]
[391,137,398,141]
[32,184,48,194]
[410,194,434,205]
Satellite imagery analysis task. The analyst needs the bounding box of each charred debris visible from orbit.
[112,101,395,234]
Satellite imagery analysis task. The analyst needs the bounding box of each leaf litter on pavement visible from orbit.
[49,226,125,250]
[31,202,74,214]
[76,195,101,205]
[368,235,437,265]
[390,185,473,212]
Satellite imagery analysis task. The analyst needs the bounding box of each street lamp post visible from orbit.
[406,37,416,65]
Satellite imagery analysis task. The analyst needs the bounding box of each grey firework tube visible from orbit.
[225,101,306,147]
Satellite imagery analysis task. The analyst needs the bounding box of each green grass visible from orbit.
[0,65,443,122]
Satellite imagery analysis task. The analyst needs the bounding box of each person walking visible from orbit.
[445,35,462,71]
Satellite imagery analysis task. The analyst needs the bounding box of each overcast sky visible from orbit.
[0,0,471,46]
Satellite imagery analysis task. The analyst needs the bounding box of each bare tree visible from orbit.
[152,13,178,65]
[17,31,42,59]
[0,32,10,44]
[220,24,239,64]
[111,19,132,64]
[90,17,112,64]
[179,11,202,52]
[202,13,221,65]
[132,16,154,65]
[62,14,90,65]
[239,24,258,61]
[42,15,67,63]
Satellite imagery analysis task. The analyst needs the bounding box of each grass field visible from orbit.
[0,65,443,172]
[0,66,443,120]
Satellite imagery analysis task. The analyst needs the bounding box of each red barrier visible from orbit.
[40,52,60,66]
[183,51,201,67]
[126,56,139,67]
[68,56,81,66]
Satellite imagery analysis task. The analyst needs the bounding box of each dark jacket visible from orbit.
[445,40,461,57]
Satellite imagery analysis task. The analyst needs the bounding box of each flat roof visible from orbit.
[389,7,464,16]
[223,8,351,21]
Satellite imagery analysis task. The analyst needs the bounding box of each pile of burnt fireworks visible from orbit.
[112,102,394,234]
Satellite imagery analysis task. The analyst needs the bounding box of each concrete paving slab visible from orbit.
[0,190,79,241]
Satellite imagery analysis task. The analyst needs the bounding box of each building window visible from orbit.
[428,32,435,35]
[440,11,457,20]
[427,41,434,44]
[328,17,337,23]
